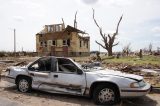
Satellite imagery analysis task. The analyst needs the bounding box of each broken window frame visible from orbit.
[80,40,82,47]
[86,41,88,48]
[44,41,47,47]
[83,41,85,46]
[40,42,43,46]
[55,25,59,32]
[67,39,70,47]
[47,26,51,32]
[28,57,52,73]
[63,40,67,46]
[57,58,81,74]
[52,40,56,46]
[59,25,62,31]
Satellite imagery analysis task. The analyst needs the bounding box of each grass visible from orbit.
[102,55,160,66]
[71,55,160,66]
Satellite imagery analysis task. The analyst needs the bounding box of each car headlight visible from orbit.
[130,80,146,88]
[139,80,146,87]
[130,82,140,88]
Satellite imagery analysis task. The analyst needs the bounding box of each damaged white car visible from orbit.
[4,56,151,105]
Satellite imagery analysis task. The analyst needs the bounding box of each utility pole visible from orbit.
[14,29,16,57]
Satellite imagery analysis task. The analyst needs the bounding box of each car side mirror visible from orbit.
[28,66,39,71]
[28,67,35,71]
[77,69,83,75]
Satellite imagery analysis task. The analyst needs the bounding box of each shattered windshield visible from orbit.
[75,62,104,72]
[74,62,83,69]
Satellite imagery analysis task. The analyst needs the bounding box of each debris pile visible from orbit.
[118,65,160,87]
[120,65,141,74]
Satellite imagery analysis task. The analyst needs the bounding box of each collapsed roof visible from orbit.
[37,24,86,35]
[64,25,86,34]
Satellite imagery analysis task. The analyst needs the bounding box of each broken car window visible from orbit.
[29,57,51,72]
[57,58,77,73]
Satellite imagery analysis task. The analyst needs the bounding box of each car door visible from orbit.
[52,58,86,95]
[28,57,55,91]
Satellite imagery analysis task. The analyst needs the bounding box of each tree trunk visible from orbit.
[139,49,143,58]
[108,48,112,56]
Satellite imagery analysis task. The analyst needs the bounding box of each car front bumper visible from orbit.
[120,83,151,97]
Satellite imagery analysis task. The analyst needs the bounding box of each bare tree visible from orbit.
[148,43,153,54]
[139,49,143,58]
[122,43,131,56]
[92,9,123,56]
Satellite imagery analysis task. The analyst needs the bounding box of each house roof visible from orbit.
[64,25,86,34]
[36,24,87,35]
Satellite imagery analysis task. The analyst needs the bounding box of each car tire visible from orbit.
[93,84,120,105]
[17,77,31,93]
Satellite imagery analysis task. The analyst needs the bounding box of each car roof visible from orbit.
[40,56,71,60]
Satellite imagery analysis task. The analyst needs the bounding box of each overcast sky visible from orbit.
[0,0,160,52]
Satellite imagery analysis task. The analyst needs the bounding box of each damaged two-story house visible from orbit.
[36,23,90,57]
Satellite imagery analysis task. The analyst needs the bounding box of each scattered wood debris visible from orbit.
[14,61,28,66]
[0,60,14,64]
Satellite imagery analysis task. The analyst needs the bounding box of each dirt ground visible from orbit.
[0,81,160,106]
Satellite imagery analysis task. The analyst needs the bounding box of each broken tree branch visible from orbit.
[112,42,119,47]
[108,34,112,41]
[92,8,106,39]
[114,15,123,36]
[74,11,78,28]
[92,8,100,28]
[95,40,106,49]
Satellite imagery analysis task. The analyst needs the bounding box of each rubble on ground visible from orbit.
[78,59,160,88]
[107,64,160,87]
[14,61,28,66]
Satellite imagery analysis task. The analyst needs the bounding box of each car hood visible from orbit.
[87,68,143,81]
[9,66,27,72]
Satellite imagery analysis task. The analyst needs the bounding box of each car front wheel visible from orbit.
[93,85,120,105]
[17,77,31,93]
